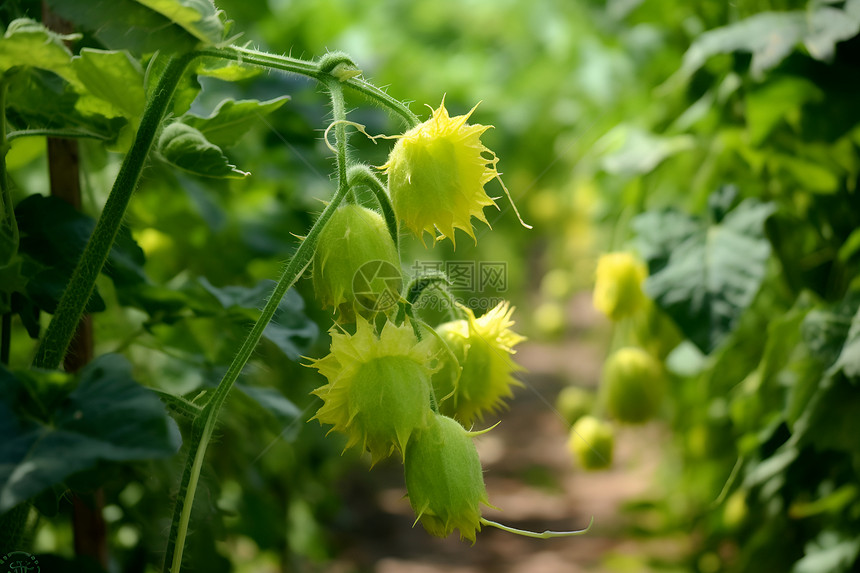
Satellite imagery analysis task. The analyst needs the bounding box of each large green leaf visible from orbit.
[181,97,290,149]
[15,195,147,313]
[633,189,775,353]
[4,67,125,142]
[133,0,225,45]
[0,355,181,512]
[72,49,146,120]
[830,303,860,384]
[598,126,695,175]
[44,0,202,55]
[668,3,860,84]
[157,122,249,178]
[0,19,79,84]
[792,529,860,573]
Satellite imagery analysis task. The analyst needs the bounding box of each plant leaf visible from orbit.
[196,278,319,360]
[133,0,225,45]
[829,303,860,384]
[72,49,146,120]
[157,122,249,178]
[0,18,79,84]
[44,0,201,55]
[181,97,290,149]
[0,355,181,512]
[235,384,303,439]
[634,193,775,353]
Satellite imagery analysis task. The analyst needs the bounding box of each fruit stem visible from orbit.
[480,516,594,538]
[163,67,355,573]
[198,46,420,129]
[31,51,199,370]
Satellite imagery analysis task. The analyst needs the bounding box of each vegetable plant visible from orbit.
[0,1,590,571]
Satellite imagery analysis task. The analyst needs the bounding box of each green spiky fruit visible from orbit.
[309,317,435,464]
[404,414,493,543]
[381,100,498,246]
[312,204,401,318]
[431,302,525,426]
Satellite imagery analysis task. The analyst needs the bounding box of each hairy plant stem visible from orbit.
[163,74,353,573]
[0,80,17,252]
[347,165,398,250]
[1,80,17,369]
[198,46,421,128]
[7,128,110,142]
[31,51,199,370]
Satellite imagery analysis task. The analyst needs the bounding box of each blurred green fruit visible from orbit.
[555,385,595,426]
[568,415,614,470]
[603,347,665,424]
[723,490,748,529]
[533,301,565,338]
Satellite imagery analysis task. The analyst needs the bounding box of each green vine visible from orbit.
[0,79,16,252]
[163,65,356,573]
[31,51,200,370]
[198,46,421,128]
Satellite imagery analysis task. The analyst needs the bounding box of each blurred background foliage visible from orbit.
[2,0,860,571]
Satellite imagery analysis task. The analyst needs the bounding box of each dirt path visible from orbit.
[327,294,678,573]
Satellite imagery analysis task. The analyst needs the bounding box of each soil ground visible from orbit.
[326,294,682,573]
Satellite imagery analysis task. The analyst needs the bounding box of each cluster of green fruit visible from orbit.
[559,252,679,471]
[308,101,526,542]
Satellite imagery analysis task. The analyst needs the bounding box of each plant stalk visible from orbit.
[198,46,420,128]
[0,80,18,253]
[31,51,199,370]
[163,72,354,573]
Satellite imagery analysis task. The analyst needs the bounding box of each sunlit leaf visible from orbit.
[133,0,225,45]
[746,77,823,146]
[44,0,201,55]
[0,18,79,84]
[73,49,146,120]
[668,5,860,84]
[793,530,860,573]
[804,5,860,61]
[598,126,695,175]
[830,304,860,384]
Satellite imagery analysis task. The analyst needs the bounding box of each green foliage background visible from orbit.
[2,0,860,572]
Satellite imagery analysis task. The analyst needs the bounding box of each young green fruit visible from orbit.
[593,252,648,321]
[381,99,498,246]
[568,415,614,470]
[431,301,525,426]
[555,386,595,426]
[602,347,664,424]
[313,204,401,318]
[309,317,435,464]
[404,413,493,543]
